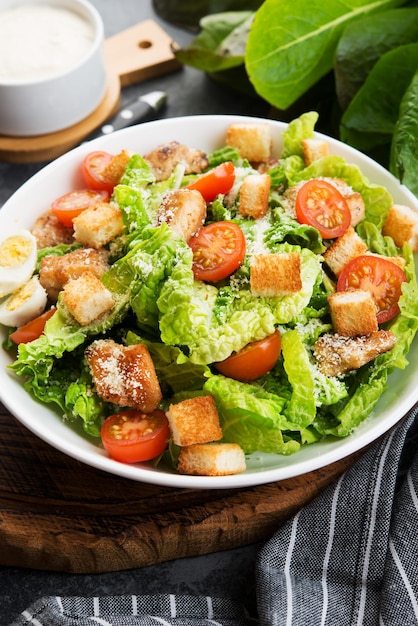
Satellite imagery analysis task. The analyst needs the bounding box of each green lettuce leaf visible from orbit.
[204,374,300,455]
[245,0,403,110]
[335,7,418,110]
[174,11,253,73]
[390,69,418,196]
[340,43,418,156]
[158,243,321,364]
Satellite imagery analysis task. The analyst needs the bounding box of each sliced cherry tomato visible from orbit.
[295,178,351,239]
[337,255,407,324]
[10,307,56,344]
[51,188,109,227]
[82,151,115,193]
[187,161,235,202]
[215,331,281,381]
[189,221,246,282]
[101,409,170,464]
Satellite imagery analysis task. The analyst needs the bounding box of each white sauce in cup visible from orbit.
[0,4,95,82]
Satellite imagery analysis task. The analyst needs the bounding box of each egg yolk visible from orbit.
[0,236,33,268]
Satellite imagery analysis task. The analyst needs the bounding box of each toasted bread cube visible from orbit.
[382,204,418,251]
[239,173,271,219]
[302,138,330,165]
[39,247,109,302]
[178,442,246,476]
[73,202,125,249]
[323,227,368,277]
[250,252,302,297]
[99,150,131,186]
[313,330,396,377]
[145,141,209,181]
[85,339,162,412]
[62,271,114,326]
[31,211,74,249]
[226,123,272,163]
[328,290,378,337]
[166,396,222,447]
[157,188,207,242]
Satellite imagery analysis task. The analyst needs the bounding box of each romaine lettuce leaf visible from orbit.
[204,374,300,455]
[158,240,321,364]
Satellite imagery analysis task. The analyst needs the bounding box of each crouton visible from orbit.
[239,173,271,219]
[31,211,74,248]
[99,150,131,186]
[39,247,109,302]
[73,202,125,248]
[157,188,207,242]
[226,123,272,163]
[382,204,418,251]
[323,227,368,277]
[313,330,396,377]
[85,339,162,412]
[166,396,222,447]
[250,252,302,297]
[302,138,330,165]
[328,290,378,337]
[178,442,246,476]
[144,141,209,181]
[62,271,114,326]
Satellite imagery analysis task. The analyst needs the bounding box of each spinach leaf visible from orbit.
[245,0,404,111]
[335,7,418,110]
[174,11,253,72]
[340,43,418,155]
[390,70,418,196]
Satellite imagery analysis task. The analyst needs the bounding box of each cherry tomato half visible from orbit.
[215,331,281,381]
[189,221,246,282]
[295,179,351,239]
[10,307,56,344]
[101,409,170,464]
[82,151,115,193]
[187,161,235,202]
[51,188,109,227]
[337,255,407,324]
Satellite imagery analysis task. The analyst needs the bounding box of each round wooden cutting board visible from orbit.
[0,402,365,574]
[0,20,182,164]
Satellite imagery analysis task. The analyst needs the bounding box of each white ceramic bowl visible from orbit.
[1,115,417,489]
[0,0,106,137]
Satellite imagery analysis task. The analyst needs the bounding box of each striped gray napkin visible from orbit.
[9,404,418,626]
[256,403,418,625]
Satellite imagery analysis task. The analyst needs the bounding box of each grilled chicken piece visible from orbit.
[31,211,74,248]
[144,141,209,181]
[313,330,396,377]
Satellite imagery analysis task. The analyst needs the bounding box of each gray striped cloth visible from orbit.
[10,404,418,626]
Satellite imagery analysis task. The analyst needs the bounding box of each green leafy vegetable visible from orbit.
[340,44,418,155]
[334,7,418,109]
[390,70,418,196]
[175,1,418,196]
[244,0,404,110]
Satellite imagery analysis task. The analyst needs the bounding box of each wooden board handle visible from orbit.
[104,19,182,86]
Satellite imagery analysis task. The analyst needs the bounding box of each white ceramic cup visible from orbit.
[0,0,106,137]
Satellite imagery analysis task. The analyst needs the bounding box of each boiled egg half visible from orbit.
[0,230,38,296]
[0,276,47,328]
